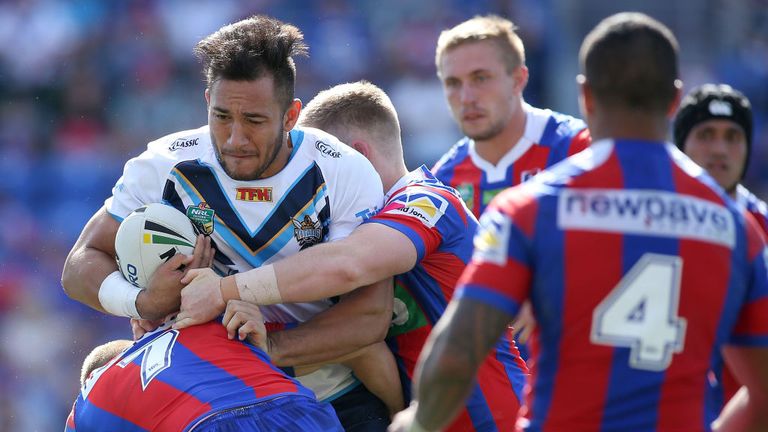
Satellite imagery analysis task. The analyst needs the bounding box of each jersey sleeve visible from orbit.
[65,401,76,431]
[568,127,592,156]
[324,147,383,242]
[730,223,768,346]
[104,148,173,221]
[365,185,464,261]
[105,128,208,221]
[454,190,536,317]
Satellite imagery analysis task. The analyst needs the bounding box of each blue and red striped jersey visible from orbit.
[713,184,768,407]
[432,104,590,219]
[737,184,768,239]
[69,322,314,432]
[456,140,768,431]
[366,165,528,432]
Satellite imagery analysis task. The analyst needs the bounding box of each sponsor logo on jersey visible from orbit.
[472,210,511,265]
[186,202,215,235]
[708,99,733,116]
[388,280,428,337]
[292,214,323,249]
[355,207,378,221]
[385,191,448,228]
[482,188,505,206]
[558,189,736,248]
[168,137,200,151]
[315,140,341,158]
[456,183,474,210]
[235,187,273,202]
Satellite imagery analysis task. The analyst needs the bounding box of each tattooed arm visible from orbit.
[391,297,514,431]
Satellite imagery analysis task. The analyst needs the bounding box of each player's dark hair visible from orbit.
[194,15,308,110]
[580,13,679,112]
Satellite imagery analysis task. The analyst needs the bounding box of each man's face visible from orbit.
[438,40,523,141]
[684,119,747,193]
[206,76,297,180]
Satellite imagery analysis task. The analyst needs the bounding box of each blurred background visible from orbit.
[0,0,766,428]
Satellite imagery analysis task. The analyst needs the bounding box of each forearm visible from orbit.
[268,278,393,367]
[222,224,415,305]
[412,299,513,431]
[713,386,768,432]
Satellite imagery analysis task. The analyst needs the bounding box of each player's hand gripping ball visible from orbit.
[115,203,197,288]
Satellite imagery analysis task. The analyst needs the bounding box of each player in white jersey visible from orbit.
[62,15,393,430]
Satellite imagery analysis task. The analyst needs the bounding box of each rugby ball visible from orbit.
[115,203,197,288]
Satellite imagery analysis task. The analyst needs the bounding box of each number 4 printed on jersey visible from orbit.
[591,254,687,371]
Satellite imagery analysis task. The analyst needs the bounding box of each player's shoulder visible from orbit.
[396,167,463,203]
[294,126,375,170]
[525,103,588,146]
[146,125,209,156]
[737,185,768,217]
[432,137,472,173]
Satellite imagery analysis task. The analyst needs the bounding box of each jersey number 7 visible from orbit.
[590,253,688,371]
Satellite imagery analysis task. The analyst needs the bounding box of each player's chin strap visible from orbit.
[99,271,142,319]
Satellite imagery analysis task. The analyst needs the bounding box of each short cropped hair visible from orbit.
[579,12,679,112]
[300,81,401,152]
[435,15,525,75]
[80,339,132,386]
[194,15,308,109]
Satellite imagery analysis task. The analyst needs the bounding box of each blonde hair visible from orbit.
[80,339,132,386]
[435,15,525,75]
[300,81,402,158]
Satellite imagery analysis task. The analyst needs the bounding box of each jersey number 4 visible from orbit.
[590,254,687,371]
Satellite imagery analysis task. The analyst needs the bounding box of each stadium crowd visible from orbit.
[1,0,767,430]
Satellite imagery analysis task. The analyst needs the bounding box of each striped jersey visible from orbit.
[365,166,528,431]
[456,139,768,431]
[105,125,383,400]
[712,184,768,406]
[66,322,315,432]
[432,103,590,219]
[737,184,768,238]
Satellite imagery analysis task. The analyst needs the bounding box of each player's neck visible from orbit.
[473,106,526,166]
[588,109,669,143]
[381,161,409,194]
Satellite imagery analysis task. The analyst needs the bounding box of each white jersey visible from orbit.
[106,125,384,400]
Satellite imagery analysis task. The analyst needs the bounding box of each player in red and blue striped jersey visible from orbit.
[431,15,590,362]
[65,318,342,432]
[177,81,529,431]
[391,13,768,432]
[431,15,590,220]
[674,83,768,412]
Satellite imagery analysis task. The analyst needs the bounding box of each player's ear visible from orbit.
[352,140,372,160]
[283,99,302,131]
[204,88,211,107]
[513,65,529,95]
[577,74,594,117]
[666,80,684,119]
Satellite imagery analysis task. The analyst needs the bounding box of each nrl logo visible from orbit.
[292,215,323,249]
[186,202,215,235]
